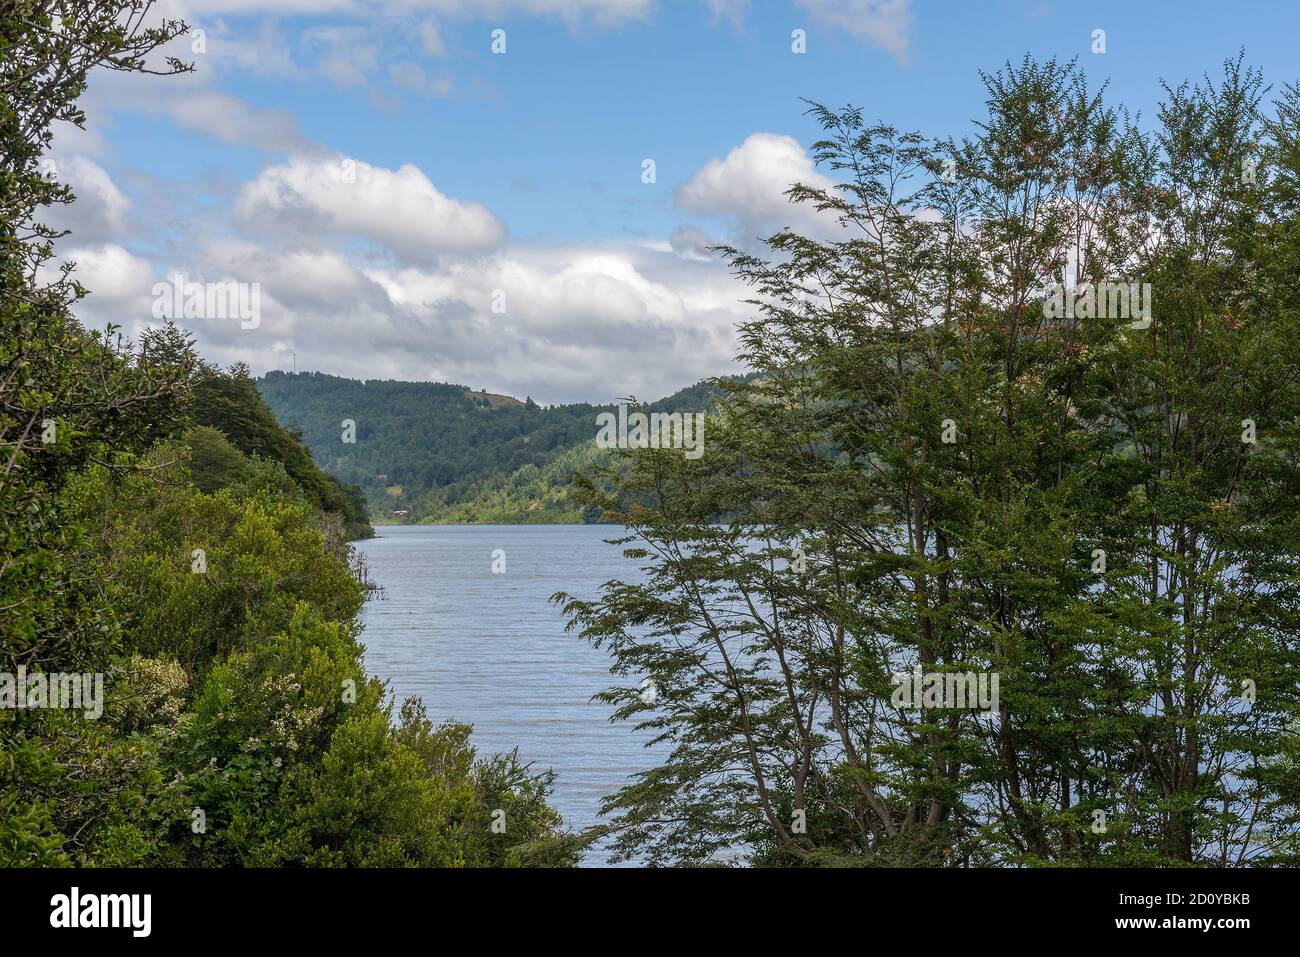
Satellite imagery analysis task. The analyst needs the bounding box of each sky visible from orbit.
[47,0,1300,405]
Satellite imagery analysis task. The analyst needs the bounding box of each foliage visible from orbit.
[558,56,1300,867]
[257,370,746,523]
[0,0,574,869]
[193,365,372,538]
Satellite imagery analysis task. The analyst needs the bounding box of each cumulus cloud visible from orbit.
[343,243,740,403]
[41,156,132,245]
[675,132,837,238]
[67,237,745,404]
[50,148,741,403]
[234,156,508,260]
[57,0,788,402]
[795,0,913,64]
[59,244,157,306]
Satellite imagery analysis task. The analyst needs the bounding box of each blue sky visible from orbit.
[51,0,1300,404]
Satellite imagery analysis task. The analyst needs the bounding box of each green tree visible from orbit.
[1,2,576,869]
[558,56,1300,867]
[0,0,192,863]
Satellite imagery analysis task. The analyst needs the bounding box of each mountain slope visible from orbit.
[256,372,742,523]
[189,365,373,538]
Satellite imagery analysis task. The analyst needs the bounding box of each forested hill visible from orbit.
[256,371,739,523]
[188,366,374,539]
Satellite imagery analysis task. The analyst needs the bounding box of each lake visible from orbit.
[354,524,655,865]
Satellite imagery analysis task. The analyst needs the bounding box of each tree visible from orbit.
[558,56,1300,867]
[1,0,192,672]
[1,0,193,864]
[1,2,578,869]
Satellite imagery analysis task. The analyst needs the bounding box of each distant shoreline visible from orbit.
[371,519,618,527]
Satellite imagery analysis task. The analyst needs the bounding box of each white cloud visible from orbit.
[325,243,742,402]
[54,244,156,308]
[175,0,654,25]
[87,71,320,155]
[177,0,354,13]
[56,0,780,401]
[795,0,913,64]
[389,61,428,92]
[668,225,719,262]
[73,22,320,157]
[704,0,750,27]
[42,156,132,245]
[235,155,507,260]
[175,91,321,154]
[68,237,745,404]
[319,57,370,89]
[676,132,837,238]
[195,19,304,78]
[402,0,654,27]
[304,25,380,90]
[419,18,447,56]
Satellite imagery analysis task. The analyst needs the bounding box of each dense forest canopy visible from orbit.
[257,370,743,523]
[192,365,372,539]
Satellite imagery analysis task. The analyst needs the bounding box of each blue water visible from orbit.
[355,524,654,865]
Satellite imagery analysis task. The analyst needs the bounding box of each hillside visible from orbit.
[189,364,374,539]
[256,371,742,523]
